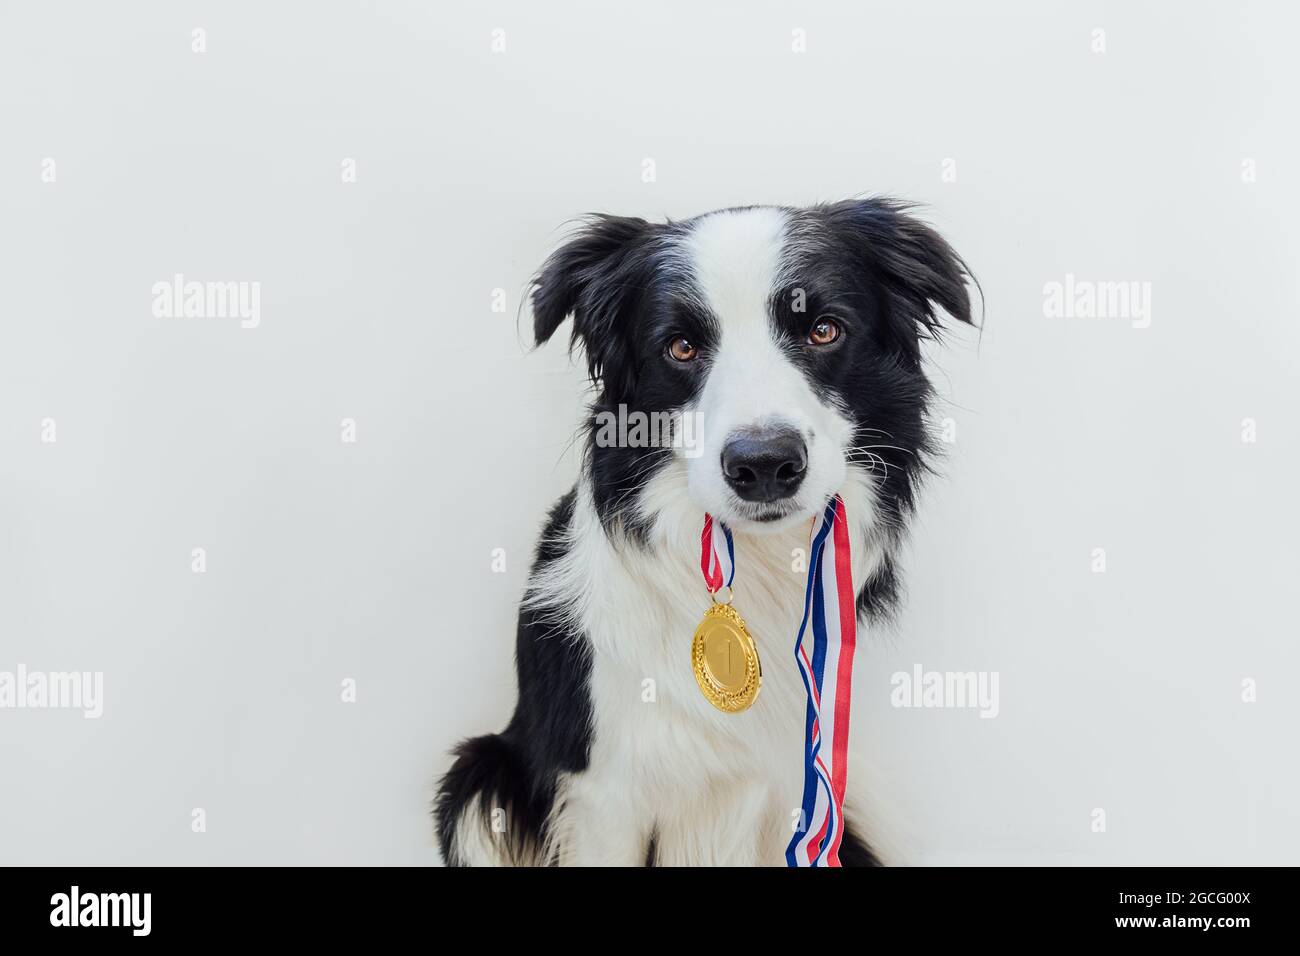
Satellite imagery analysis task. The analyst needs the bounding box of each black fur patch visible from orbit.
[778,199,977,566]
[837,824,884,867]
[434,491,593,866]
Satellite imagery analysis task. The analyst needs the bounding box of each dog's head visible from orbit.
[532,200,975,542]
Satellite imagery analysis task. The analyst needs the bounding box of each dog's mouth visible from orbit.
[717,498,813,532]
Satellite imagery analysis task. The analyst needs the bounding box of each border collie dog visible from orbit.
[436,200,975,866]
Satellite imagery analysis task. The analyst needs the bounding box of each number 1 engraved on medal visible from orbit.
[708,634,734,685]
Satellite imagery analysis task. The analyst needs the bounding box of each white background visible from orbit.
[1,1,1297,865]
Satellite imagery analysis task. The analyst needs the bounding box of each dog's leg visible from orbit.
[645,780,781,866]
[547,773,653,866]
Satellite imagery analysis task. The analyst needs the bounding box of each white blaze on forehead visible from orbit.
[683,207,804,430]
[683,207,790,327]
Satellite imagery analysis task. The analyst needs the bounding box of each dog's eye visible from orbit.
[808,317,840,346]
[667,337,698,362]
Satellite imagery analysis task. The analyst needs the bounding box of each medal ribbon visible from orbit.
[700,514,735,594]
[701,496,857,867]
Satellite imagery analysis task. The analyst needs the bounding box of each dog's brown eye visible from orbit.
[809,317,840,346]
[668,337,698,362]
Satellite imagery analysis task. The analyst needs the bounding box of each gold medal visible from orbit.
[691,587,762,713]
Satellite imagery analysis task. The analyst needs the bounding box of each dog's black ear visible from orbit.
[823,198,976,340]
[530,215,654,387]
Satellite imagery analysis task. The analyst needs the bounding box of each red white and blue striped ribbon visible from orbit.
[700,514,735,594]
[700,496,857,867]
[785,495,857,866]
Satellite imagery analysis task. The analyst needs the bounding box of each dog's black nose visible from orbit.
[721,428,807,503]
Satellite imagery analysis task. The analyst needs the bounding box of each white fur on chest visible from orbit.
[531,468,881,865]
